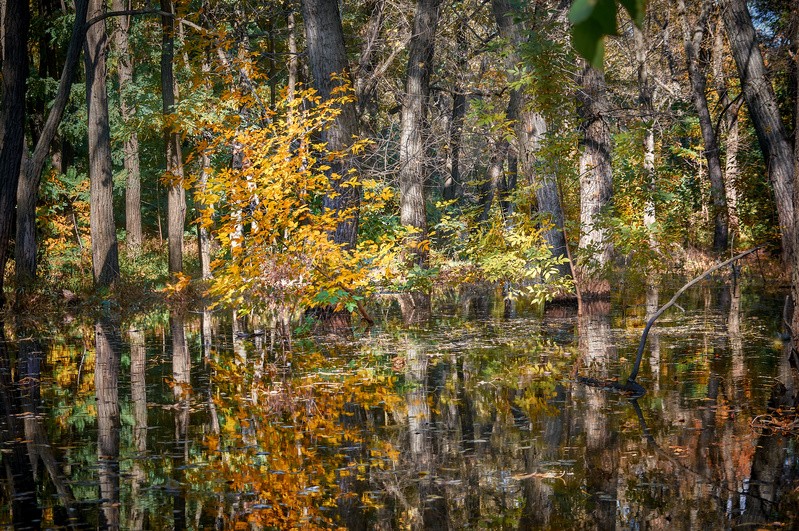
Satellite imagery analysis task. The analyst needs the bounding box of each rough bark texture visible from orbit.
[492,0,569,275]
[85,0,121,287]
[15,0,88,291]
[0,0,29,303]
[161,0,186,275]
[398,0,440,268]
[577,62,613,297]
[112,0,143,253]
[723,0,794,263]
[633,24,657,251]
[678,0,728,253]
[301,0,361,249]
[444,18,467,203]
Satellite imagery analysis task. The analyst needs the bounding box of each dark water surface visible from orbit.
[1,278,798,529]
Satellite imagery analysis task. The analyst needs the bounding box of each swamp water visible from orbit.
[1,279,798,529]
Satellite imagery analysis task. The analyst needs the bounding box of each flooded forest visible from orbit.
[1,0,799,528]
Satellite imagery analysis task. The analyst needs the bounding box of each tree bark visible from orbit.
[398,0,440,269]
[444,16,467,203]
[633,23,658,252]
[577,62,613,297]
[85,0,121,288]
[678,0,728,254]
[112,0,143,254]
[161,0,185,275]
[492,0,569,275]
[0,0,29,303]
[301,0,361,249]
[15,0,87,292]
[723,0,794,263]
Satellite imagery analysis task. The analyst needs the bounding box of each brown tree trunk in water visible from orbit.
[161,0,185,275]
[399,0,440,269]
[301,0,361,249]
[678,0,728,254]
[85,0,120,287]
[577,62,613,298]
[95,314,120,529]
[15,0,87,292]
[0,0,29,304]
[112,0,143,254]
[723,0,794,264]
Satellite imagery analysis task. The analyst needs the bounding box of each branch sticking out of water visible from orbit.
[626,245,763,386]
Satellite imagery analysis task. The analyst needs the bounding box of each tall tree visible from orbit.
[161,0,186,275]
[85,0,121,287]
[0,0,30,303]
[301,0,361,249]
[492,0,569,275]
[576,62,613,297]
[633,22,658,251]
[398,0,441,268]
[723,0,794,264]
[112,0,143,254]
[678,0,728,253]
[15,0,88,291]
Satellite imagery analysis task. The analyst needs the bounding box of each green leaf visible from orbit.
[572,20,606,69]
[619,0,645,26]
[569,0,599,25]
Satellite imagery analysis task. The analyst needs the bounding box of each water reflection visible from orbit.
[95,312,120,529]
[0,280,797,528]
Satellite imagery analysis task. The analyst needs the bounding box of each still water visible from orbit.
[1,278,797,529]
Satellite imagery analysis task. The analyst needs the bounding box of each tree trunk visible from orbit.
[492,0,569,275]
[678,0,728,254]
[85,0,120,288]
[161,0,185,275]
[15,0,87,292]
[633,23,658,252]
[444,18,467,203]
[112,0,143,254]
[0,0,29,303]
[577,62,613,298]
[712,15,742,242]
[723,0,794,263]
[301,0,361,249]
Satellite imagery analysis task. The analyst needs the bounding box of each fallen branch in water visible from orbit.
[626,245,763,386]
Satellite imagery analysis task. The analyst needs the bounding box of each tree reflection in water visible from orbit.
[0,281,797,528]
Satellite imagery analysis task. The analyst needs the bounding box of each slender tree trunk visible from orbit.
[354,0,383,132]
[679,0,728,254]
[398,0,440,268]
[112,0,143,254]
[287,9,298,105]
[15,0,87,292]
[576,62,613,297]
[444,18,467,203]
[0,0,29,303]
[493,0,569,275]
[85,0,121,287]
[197,148,212,280]
[301,0,361,249]
[633,24,658,252]
[161,0,185,275]
[723,0,794,264]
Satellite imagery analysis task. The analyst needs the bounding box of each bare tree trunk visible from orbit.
[723,0,794,263]
[301,0,361,249]
[444,17,467,203]
[161,0,185,275]
[633,24,658,252]
[84,0,120,287]
[15,0,87,292]
[678,0,728,253]
[287,9,298,105]
[712,19,742,242]
[0,0,29,303]
[112,0,143,254]
[577,62,613,298]
[492,0,569,275]
[398,0,440,269]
